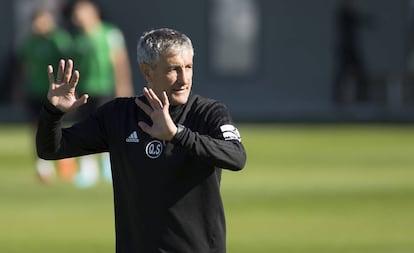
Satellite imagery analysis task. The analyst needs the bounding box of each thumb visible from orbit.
[72,94,89,109]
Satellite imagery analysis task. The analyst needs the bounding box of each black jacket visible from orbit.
[36,94,246,253]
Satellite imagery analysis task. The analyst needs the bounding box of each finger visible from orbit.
[56,59,65,83]
[147,88,163,109]
[47,65,55,89]
[162,91,170,108]
[63,59,73,84]
[135,97,153,116]
[69,70,80,89]
[143,87,157,106]
[143,87,158,110]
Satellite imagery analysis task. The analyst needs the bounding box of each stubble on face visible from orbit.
[148,50,193,106]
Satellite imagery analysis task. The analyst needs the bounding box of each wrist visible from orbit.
[170,123,187,145]
[44,100,65,115]
[176,124,185,135]
[170,124,185,141]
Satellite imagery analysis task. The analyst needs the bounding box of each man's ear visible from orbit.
[140,64,152,84]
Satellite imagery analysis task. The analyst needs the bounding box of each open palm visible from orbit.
[47,59,88,113]
[135,87,177,141]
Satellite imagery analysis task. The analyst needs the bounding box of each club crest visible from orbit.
[145,140,163,159]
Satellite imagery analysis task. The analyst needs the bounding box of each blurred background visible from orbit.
[1,0,414,122]
[1,0,414,253]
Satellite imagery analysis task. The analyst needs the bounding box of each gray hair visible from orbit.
[137,28,194,68]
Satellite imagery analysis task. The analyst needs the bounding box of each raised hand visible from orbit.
[135,87,178,141]
[47,59,88,113]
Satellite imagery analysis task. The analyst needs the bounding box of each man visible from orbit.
[36,28,246,252]
[70,0,133,99]
[18,7,76,183]
[332,0,371,105]
[69,0,134,187]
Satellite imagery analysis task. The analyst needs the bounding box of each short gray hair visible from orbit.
[137,28,194,68]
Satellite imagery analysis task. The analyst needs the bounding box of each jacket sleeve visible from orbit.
[36,101,109,160]
[170,102,246,171]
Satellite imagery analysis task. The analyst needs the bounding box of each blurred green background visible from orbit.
[1,124,414,253]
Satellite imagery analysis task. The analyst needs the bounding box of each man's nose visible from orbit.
[177,68,189,84]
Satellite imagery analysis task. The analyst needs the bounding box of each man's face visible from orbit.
[143,49,193,106]
[72,2,98,29]
[32,11,55,35]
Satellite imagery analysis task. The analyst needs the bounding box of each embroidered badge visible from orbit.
[145,140,163,159]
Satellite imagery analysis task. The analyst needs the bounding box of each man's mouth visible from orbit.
[172,87,187,93]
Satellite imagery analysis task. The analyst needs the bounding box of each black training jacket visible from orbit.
[36,93,246,253]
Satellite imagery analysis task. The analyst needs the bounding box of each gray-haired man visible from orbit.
[37,28,246,252]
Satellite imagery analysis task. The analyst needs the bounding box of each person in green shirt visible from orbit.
[70,0,134,187]
[19,8,72,112]
[18,7,76,184]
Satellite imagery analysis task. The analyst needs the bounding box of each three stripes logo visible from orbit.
[126,131,140,143]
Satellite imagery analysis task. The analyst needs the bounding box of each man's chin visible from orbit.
[170,94,189,106]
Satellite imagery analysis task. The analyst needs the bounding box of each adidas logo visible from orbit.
[126,131,140,143]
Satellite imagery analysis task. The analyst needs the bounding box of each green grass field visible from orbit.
[1,124,414,253]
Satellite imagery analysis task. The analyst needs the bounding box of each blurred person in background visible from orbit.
[332,0,373,106]
[37,28,246,252]
[68,0,134,187]
[16,6,76,184]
